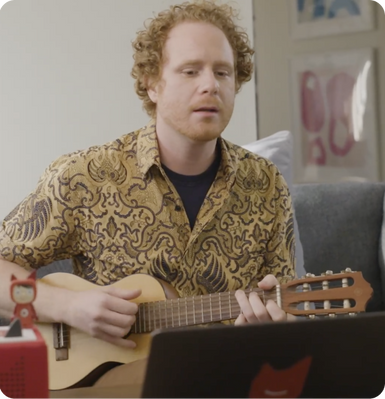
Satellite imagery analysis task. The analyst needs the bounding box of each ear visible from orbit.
[145,76,159,104]
[11,274,17,281]
[28,270,37,280]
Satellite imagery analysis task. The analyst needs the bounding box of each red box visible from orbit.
[0,326,48,398]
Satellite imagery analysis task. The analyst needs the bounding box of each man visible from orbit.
[0,0,295,350]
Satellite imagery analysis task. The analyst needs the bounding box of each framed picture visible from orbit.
[290,0,374,40]
[290,48,379,183]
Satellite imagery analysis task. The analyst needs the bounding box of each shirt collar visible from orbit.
[136,119,239,188]
[136,119,162,176]
[217,137,238,191]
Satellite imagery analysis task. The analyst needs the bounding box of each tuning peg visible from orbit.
[348,313,357,317]
[328,313,336,318]
[345,268,352,273]
[326,270,333,275]
[305,273,312,278]
[307,314,316,319]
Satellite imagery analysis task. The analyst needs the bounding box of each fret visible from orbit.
[193,297,196,325]
[135,306,139,333]
[158,301,162,329]
[201,296,204,324]
[228,292,232,319]
[178,298,181,326]
[165,300,168,328]
[147,303,151,332]
[219,292,222,320]
[148,303,152,332]
[143,304,147,333]
[140,304,144,333]
[185,298,188,326]
[171,299,175,327]
[209,294,213,322]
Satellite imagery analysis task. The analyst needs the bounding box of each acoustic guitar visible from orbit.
[37,269,372,390]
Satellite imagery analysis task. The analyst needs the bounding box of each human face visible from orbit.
[148,21,236,142]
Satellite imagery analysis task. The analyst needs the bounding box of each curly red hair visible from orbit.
[131,0,255,117]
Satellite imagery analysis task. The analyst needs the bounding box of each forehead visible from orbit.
[163,21,234,65]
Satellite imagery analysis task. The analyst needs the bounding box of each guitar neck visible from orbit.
[132,288,277,333]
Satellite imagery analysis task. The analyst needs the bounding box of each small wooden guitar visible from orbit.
[37,269,372,390]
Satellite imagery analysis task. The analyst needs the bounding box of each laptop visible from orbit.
[141,312,385,398]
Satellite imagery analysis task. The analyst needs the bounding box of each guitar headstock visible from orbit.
[281,268,373,317]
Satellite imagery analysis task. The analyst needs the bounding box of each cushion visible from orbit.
[242,131,306,278]
[293,182,385,312]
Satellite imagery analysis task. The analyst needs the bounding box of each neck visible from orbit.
[132,287,280,334]
[155,119,218,176]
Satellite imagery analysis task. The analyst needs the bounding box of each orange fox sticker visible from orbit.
[248,356,312,398]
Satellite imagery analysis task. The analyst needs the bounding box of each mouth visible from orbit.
[194,106,219,113]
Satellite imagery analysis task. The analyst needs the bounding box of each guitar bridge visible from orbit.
[53,323,69,361]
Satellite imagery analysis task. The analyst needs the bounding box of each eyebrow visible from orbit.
[177,60,234,70]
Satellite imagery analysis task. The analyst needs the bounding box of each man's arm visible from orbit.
[0,256,141,347]
[0,256,73,321]
[234,169,296,324]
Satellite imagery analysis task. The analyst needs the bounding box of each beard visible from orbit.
[156,99,234,143]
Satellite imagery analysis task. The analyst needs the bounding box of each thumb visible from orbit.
[102,286,142,300]
[257,274,279,290]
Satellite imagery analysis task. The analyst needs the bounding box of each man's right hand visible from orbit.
[65,286,142,348]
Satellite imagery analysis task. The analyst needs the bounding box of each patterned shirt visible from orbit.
[0,120,295,297]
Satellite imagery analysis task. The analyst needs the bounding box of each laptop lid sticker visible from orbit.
[248,356,312,398]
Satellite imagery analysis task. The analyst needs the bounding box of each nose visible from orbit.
[199,70,219,95]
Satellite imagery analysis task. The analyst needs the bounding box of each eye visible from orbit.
[183,69,198,76]
[216,71,230,77]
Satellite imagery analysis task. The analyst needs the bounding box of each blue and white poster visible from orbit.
[291,0,376,39]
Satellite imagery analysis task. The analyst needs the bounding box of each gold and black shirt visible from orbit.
[0,121,295,297]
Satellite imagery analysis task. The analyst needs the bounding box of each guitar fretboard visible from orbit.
[133,289,276,333]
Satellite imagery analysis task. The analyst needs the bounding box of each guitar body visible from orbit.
[36,269,373,390]
[38,273,170,390]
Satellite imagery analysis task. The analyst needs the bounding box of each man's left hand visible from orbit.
[234,274,295,325]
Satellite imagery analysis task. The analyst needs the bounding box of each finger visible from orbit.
[234,313,247,326]
[105,295,139,315]
[287,313,297,322]
[96,331,137,349]
[248,291,271,322]
[98,322,134,339]
[257,274,279,290]
[103,286,142,301]
[235,290,258,324]
[265,299,286,322]
[101,311,136,330]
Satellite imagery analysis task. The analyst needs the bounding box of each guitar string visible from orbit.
[57,283,351,337]
[57,300,351,339]
[133,295,352,332]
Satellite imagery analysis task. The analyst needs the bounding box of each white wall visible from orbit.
[253,0,385,183]
[0,0,257,219]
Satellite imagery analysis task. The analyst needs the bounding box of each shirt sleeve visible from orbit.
[0,154,82,270]
[262,170,296,285]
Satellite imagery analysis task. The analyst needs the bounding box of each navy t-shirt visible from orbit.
[162,149,221,230]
